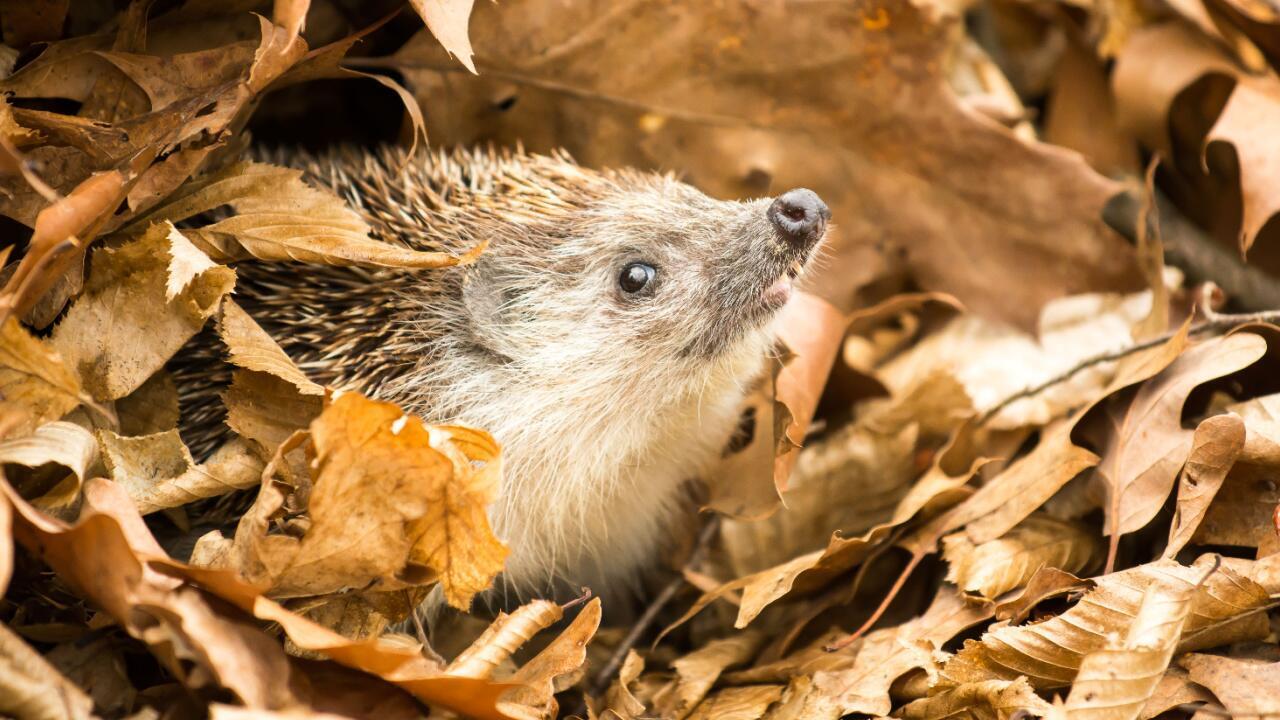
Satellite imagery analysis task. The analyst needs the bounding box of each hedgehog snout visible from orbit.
[768,188,829,254]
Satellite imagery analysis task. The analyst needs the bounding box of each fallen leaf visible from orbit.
[0,317,86,439]
[224,370,324,453]
[136,161,481,269]
[1061,569,1200,719]
[217,300,323,395]
[652,632,765,720]
[810,588,993,717]
[938,558,1270,690]
[446,599,563,680]
[0,620,94,720]
[994,566,1093,623]
[944,513,1101,600]
[686,685,784,720]
[98,429,264,514]
[1165,413,1245,558]
[898,677,1052,720]
[0,420,97,486]
[205,392,508,610]
[1206,77,1280,257]
[1137,667,1214,720]
[1179,652,1280,717]
[1095,332,1266,567]
[0,169,124,322]
[49,222,235,402]
[500,598,603,718]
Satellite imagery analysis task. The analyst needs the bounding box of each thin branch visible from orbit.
[587,517,721,698]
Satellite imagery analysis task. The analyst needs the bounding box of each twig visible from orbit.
[979,307,1280,426]
[587,517,721,697]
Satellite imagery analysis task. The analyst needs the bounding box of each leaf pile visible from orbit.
[4,0,1280,718]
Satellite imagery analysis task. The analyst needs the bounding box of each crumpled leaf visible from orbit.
[394,0,1141,329]
[1164,413,1245,558]
[898,677,1052,720]
[1061,568,1201,719]
[137,161,482,269]
[0,620,94,720]
[224,369,324,453]
[944,513,1101,600]
[938,558,1271,690]
[98,429,264,515]
[1094,333,1266,567]
[0,421,96,486]
[446,599,564,680]
[1179,652,1280,717]
[48,222,234,402]
[198,392,508,610]
[499,598,603,718]
[0,317,86,440]
[811,588,993,718]
[652,632,765,720]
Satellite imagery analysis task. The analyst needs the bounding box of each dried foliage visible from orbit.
[3,0,1280,719]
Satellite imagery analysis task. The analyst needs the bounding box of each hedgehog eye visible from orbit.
[618,263,656,295]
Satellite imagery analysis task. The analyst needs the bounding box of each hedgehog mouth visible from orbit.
[762,258,807,310]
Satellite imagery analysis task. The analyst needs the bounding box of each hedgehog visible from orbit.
[180,145,829,601]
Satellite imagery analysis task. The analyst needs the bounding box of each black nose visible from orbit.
[768,188,829,250]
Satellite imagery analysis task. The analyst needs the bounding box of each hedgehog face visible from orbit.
[460,177,828,397]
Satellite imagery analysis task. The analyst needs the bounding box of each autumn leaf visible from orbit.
[199,392,508,610]
[938,558,1270,690]
[1061,569,1201,719]
[0,320,85,439]
[97,430,264,515]
[1164,413,1245,558]
[48,222,234,402]
[136,161,483,269]
[944,513,1102,600]
[1093,332,1266,569]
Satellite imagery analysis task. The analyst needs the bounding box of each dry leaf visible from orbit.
[224,370,324,453]
[811,589,993,718]
[1179,652,1280,717]
[1095,333,1267,566]
[653,632,765,720]
[938,558,1270,690]
[205,392,508,610]
[500,598,603,717]
[446,599,563,680]
[1206,78,1280,257]
[0,420,97,485]
[48,222,234,402]
[686,685,785,720]
[1137,667,1214,720]
[944,513,1101,600]
[218,301,323,396]
[898,677,1052,720]
[0,620,94,720]
[0,317,85,439]
[1061,571,1200,719]
[1164,413,1245,558]
[138,162,481,269]
[98,429,264,514]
